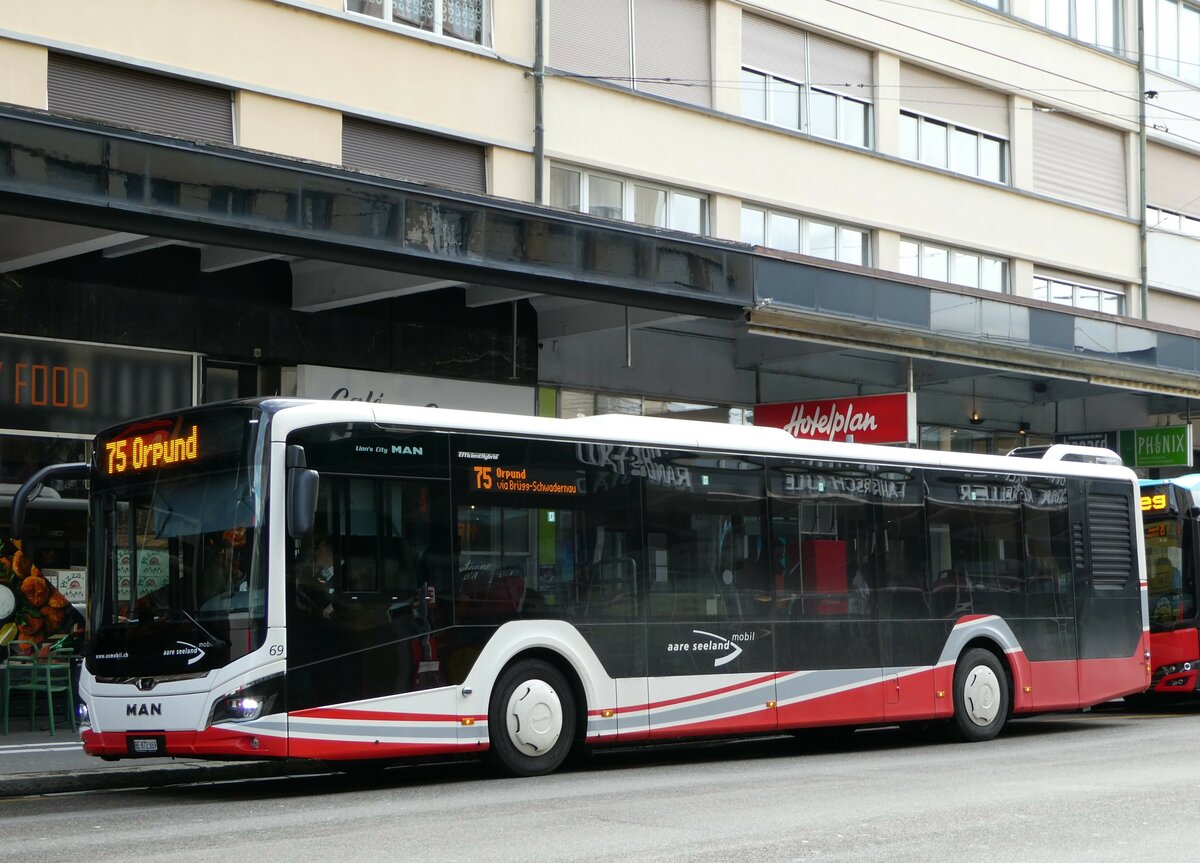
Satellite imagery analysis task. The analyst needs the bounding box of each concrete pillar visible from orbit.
[0,38,47,110]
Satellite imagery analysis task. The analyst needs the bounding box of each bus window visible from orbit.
[645,452,766,623]
[769,463,874,621]
[926,472,1027,620]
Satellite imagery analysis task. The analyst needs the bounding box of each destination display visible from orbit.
[104,425,200,476]
[1140,489,1170,514]
[469,463,579,496]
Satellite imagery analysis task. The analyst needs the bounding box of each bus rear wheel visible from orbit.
[951,648,1009,742]
[487,658,576,777]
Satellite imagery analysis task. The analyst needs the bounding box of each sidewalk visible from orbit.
[0,725,321,796]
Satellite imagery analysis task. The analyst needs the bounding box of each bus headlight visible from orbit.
[207,675,282,727]
[77,701,90,726]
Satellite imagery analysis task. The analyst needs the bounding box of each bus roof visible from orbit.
[251,398,1137,483]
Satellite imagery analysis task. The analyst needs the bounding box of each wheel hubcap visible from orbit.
[962,664,1000,726]
[506,679,563,757]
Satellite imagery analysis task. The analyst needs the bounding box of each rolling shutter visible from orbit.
[1147,142,1200,217]
[47,53,233,145]
[808,32,872,101]
[1032,109,1127,214]
[549,0,632,86]
[899,63,1008,138]
[341,118,486,194]
[741,14,807,83]
[633,0,711,107]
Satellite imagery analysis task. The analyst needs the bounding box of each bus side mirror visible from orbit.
[285,445,319,539]
[12,462,90,536]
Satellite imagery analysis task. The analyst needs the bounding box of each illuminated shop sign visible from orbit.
[0,335,194,435]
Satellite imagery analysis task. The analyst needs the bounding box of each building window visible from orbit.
[1146,0,1200,82]
[551,166,707,234]
[1033,275,1124,314]
[900,111,1007,183]
[346,0,489,45]
[1025,0,1119,51]
[742,207,869,265]
[1148,205,1200,236]
[899,238,1008,291]
[741,68,872,148]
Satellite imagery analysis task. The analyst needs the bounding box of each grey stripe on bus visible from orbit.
[774,667,881,705]
[287,721,461,741]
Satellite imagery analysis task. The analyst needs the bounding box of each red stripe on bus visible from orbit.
[290,708,463,723]
[603,672,786,715]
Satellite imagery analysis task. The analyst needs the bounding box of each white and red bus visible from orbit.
[1138,476,1200,695]
[16,400,1150,776]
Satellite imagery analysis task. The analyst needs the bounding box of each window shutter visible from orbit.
[633,0,711,107]
[47,54,233,145]
[899,63,1008,138]
[807,32,872,101]
[1032,109,1126,214]
[741,14,807,85]
[341,118,486,194]
[549,0,632,87]
[1147,142,1200,217]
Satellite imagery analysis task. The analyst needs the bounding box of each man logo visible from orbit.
[127,703,163,717]
[391,445,424,456]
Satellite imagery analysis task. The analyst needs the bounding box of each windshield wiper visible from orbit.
[178,606,227,647]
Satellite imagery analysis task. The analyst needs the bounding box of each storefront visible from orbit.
[0,333,197,651]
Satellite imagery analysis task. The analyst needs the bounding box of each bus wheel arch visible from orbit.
[950,640,1012,742]
[485,649,584,777]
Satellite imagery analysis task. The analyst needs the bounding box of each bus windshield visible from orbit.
[88,407,268,678]
[1144,515,1196,629]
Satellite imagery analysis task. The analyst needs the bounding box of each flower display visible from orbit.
[0,538,85,647]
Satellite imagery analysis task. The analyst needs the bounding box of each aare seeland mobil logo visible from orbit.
[162,640,208,665]
[666,630,756,667]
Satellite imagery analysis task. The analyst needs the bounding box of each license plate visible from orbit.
[127,736,165,756]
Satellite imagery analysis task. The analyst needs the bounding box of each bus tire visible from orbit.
[952,647,1009,742]
[487,658,576,777]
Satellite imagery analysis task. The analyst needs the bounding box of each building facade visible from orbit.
[2,0,1200,508]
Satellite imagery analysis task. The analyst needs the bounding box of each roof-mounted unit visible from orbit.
[1006,444,1123,465]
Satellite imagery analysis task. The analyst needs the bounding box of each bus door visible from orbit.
[283,426,456,758]
[768,461,884,730]
[644,451,776,738]
[1072,479,1146,703]
[875,467,932,723]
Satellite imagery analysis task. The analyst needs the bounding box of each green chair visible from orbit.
[2,638,77,736]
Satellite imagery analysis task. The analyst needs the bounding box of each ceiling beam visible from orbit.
[199,245,284,273]
[463,285,540,307]
[0,216,141,273]
[102,236,179,259]
[291,260,461,312]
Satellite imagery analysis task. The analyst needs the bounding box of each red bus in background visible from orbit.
[1139,477,1200,695]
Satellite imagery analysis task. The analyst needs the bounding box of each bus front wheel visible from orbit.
[487,658,576,777]
[951,648,1009,742]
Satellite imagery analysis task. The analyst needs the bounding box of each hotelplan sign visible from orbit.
[754,392,917,445]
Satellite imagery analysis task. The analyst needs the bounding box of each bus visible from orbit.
[1138,476,1200,695]
[14,400,1150,776]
